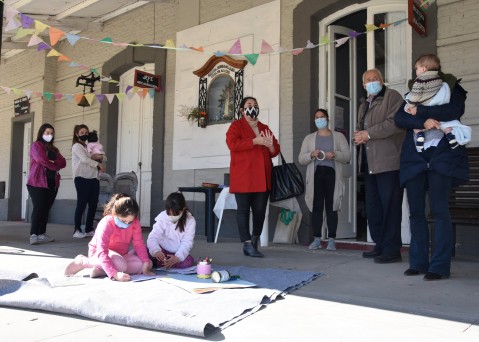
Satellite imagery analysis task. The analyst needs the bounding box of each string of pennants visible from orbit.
[1,0,435,106]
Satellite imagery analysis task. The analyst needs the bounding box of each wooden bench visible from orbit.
[428,147,479,256]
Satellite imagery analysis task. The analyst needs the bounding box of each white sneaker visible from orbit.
[73,230,86,238]
[84,231,95,237]
[308,238,322,250]
[37,234,55,243]
[30,234,38,245]
[326,238,337,251]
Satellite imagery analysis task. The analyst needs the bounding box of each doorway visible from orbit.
[319,3,411,243]
[117,64,154,226]
[21,122,32,220]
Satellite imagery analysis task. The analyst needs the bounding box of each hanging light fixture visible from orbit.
[76,72,100,107]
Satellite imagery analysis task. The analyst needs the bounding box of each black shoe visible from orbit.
[424,272,449,281]
[404,268,420,276]
[374,254,402,264]
[362,250,381,258]
[243,242,264,258]
[251,235,260,250]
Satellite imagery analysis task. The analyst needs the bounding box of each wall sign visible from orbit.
[14,96,30,115]
[134,70,161,92]
[408,0,427,37]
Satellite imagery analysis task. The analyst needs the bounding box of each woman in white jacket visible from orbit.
[147,192,196,268]
[298,109,351,251]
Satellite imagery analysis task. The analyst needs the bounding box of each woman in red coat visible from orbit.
[226,97,280,257]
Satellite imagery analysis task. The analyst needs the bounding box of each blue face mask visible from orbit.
[114,216,131,229]
[365,81,382,95]
[315,117,328,129]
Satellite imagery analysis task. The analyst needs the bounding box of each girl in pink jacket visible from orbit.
[64,194,154,281]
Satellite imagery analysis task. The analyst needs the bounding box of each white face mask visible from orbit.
[168,213,182,223]
[42,134,53,143]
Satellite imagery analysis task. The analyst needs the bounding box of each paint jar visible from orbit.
[211,270,231,283]
[196,261,212,279]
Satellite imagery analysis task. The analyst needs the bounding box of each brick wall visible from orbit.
[437,0,479,146]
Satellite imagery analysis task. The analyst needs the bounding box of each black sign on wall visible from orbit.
[14,96,30,115]
[134,70,161,92]
[408,0,427,37]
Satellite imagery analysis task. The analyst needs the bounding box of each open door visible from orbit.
[326,25,357,238]
[21,122,32,220]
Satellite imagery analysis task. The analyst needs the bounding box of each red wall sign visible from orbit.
[134,70,161,92]
[408,0,428,37]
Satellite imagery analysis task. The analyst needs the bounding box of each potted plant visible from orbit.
[179,105,208,128]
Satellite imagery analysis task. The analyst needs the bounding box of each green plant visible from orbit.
[178,105,207,124]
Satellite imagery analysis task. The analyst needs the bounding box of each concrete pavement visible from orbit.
[1,221,478,341]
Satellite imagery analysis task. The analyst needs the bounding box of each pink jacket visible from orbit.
[88,215,150,278]
[26,140,66,189]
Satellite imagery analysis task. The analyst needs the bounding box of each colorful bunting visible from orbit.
[100,37,113,44]
[5,18,20,31]
[20,14,35,29]
[379,23,392,30]
[43,92,53,101]
[306,40,316,49]
[244,54,259,65]
[27,35,43,47]
[47,49,62,58]
[66,33,81,46]
[292,48,304,56]
[49,27,65,46]
[84,93,96,105]
[319,36,330,45]
[260,39,274,54]
[34,20,49,34]
[105,94,116,104]
[348,31,361,38]
[335,37,349,47]
[14,28,34,40]
[96,94,105,103]
[228,39,242,55]
[164,39,176,48]
[365,24,378,32]
[37,42,50,52]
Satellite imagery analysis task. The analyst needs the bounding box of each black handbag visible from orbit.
[270,152,304,202]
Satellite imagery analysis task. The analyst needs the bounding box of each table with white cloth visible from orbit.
[213,187,303,246]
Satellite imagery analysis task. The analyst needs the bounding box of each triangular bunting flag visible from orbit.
[47,49,62,57]
[148,89,156,98]
[112,42,129,47]
[35,20,49,34]
[260,39,274,54]
[6,6,19,22]
[379,23,392,29]
[125,85,133,94]
[190,46,204,52]
[228,39,242,55]
[164,39,176,48]
[58,54,72,62]
[319,36,330,45]
[65,94,74,103]
[14,28,34,40]
[69,62,81,67]
[116,93,126,102]
[37,42,50,52]
[306,40,316,49]
[365,24,378,32]
[54,93,63,101]
[75,94,84,105]
[33,92,42,98]
[20,14,35,29]
[244,54,259,65]
[101,77,112,82]
[100,37,113,44]
[96,94,105,103]
[25,90,33,99]
[105,94,115,104]
[43,92,53,101]
[5,19,20,32]
[278,46,287,52]
[84,93,95,105]
[126,91,135,100]
[292,48,304,56]
[66,33,81,46]
[137,89,147,99]
[335,37,349,47]
[214,51,226,57]
[1,87,12,94]
[13,88,23,96]
[348,31,361,38]
[49,27,65,46]
[28,35,43,47]
[393,18,407,26]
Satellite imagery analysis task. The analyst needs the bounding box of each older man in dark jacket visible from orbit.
[354,69,405,263]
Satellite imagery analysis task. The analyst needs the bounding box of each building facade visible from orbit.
[1,0,478,251]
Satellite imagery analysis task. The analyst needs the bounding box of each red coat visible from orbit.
[226,117,280,193]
